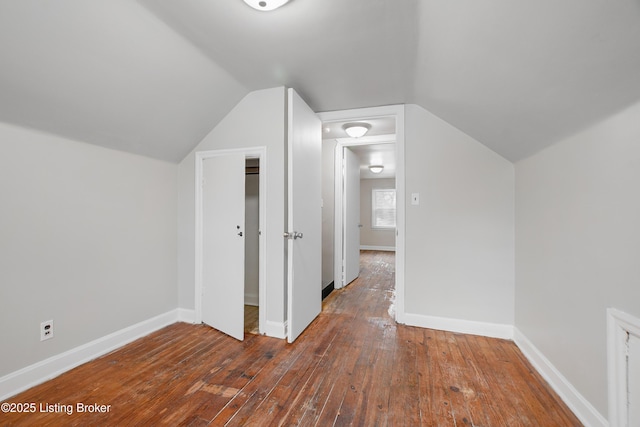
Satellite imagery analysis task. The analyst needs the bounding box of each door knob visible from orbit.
[284,231,303,240]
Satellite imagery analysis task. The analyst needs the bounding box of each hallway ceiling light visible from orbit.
[343,122,371,138]
[369,165,384,174]
[243,0,290,11]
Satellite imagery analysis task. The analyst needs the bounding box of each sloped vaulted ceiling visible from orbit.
[0,1,247,162]
[1,0,640,163]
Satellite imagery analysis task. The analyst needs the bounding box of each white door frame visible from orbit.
[335,138,395,288]
[318,105,406,324]
[195,147,268,334]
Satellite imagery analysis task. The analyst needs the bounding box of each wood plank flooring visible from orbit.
[1,251,582,426]
[244,305,259,335]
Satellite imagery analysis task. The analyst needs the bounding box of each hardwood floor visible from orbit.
[2,251,582,426]
[244,305,259,335]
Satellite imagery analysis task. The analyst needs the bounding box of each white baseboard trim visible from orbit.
[264,320,287,339]
[0,309,181,401]
[513,328,608,427]
[360,245,396,252]
[244,293,259,307]
[403,312,513,340]
[177,308,196,324]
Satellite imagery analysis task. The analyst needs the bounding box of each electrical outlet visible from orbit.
[41,320,54,341]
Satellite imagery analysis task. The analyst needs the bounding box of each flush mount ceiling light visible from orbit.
[243,0,290,11]
[343,122,371,138]
[369,165,384,174]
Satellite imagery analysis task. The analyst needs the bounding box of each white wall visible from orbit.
[0,122,177,378]
[177,87,287,327]
[244,172,259,305]
[515,100,640,420]
[404,104,515,327]
[321,139,336,288]
[360,178,396,249]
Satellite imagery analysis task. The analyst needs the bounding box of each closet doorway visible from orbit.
[195,147,267,341]
[243,158,260,335]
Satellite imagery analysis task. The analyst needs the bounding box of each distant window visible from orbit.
[372,189,396,229]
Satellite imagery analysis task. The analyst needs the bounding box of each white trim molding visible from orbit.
[177,308,196,324]
[264,320,287,340]
[514,328,608,427]
[360,245,396,252]
[403,312,513,340]
[244,293,259,307]
[0,310,182,402]
[608,308,640,427]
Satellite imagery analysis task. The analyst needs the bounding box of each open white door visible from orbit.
[202,153,245,341]
[343,147,361,286]
[287,88,322,343]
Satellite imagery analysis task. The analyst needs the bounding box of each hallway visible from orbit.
[3,251,581,426]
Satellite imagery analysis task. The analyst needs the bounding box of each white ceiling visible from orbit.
[322,116,397,179]
[1,0,639,163]
[348,144,397,180]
